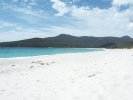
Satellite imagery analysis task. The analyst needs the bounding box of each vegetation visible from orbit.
[0,34,133,48]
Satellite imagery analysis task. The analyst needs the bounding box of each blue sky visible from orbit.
[0,0,133,41]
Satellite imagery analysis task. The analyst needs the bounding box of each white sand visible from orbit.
[0,49,133,100]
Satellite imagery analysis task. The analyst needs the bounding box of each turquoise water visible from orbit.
[0,47,102,58]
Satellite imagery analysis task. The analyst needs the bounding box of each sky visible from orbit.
[0,0,133,42]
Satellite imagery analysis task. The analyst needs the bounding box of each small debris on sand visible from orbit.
[37,61,42,63]
[40,63,45,65]
[37,80,39,82]
[30,66,34,69]
[31,61,35,63]
[0,89,5,92]
[88,74,96,78]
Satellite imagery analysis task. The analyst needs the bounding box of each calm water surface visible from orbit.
[0,47,102,58]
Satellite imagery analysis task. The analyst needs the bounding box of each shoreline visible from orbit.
[0,48,103,59]
[0,48,104,59]
[0,48,130,59]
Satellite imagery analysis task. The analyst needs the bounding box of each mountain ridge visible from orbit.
[0,34,133,48]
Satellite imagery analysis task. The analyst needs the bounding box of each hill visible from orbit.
[0,34,133,48]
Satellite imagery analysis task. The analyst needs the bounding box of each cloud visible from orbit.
[12,0,37,5]
[0,21,23,31]
[112,0,133,6]
[0,0,133,42]
[50,0,133,37]
[1,1,43,18]
[0,2,47,24]
[0,28,48,42]
[18,15,41,23]
[128,22,133,31]
[51,0,70,16]
[0,21,14,28]
[10,6,43,18]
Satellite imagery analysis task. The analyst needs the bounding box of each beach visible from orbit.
[0,49,133,100]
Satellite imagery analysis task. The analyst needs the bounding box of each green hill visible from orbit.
[0,34,133,48]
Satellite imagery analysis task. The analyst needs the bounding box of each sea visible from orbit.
[0,47,102,58]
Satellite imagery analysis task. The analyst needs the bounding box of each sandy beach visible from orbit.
[0,49,133,100]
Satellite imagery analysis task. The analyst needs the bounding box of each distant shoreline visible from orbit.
[0,48,102,58]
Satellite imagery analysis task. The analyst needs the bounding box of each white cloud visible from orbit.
[11,7,44,18]
[42,25,91,36]
[128,22,133,30]
[18,15,41,23]
[0,21,23,31]
[0,28,48,42]
[49,0,133,37]
[0,2,48,25]
[73,6,133,36]
[0,21,14,28]
[1,0,133,42]
[51,0,70,16]
[112,0,133,6]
